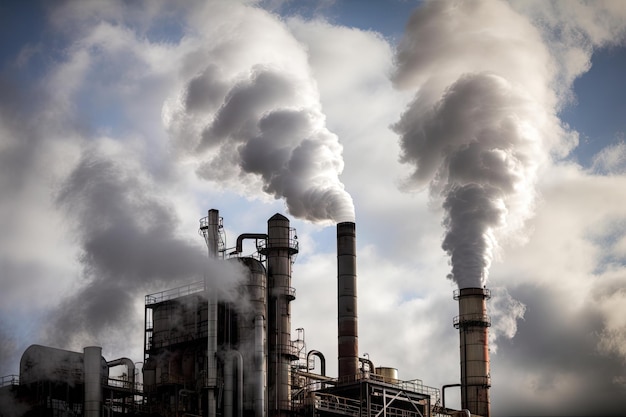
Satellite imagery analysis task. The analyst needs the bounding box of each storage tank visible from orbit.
[375,367,399,384]
[236,257,267,416]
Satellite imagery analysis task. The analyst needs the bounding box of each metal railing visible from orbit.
[315,393,360,417]
[0,375,19,387]
[453,313,491,328]
[106,377,143,393]
[145,281,205,305]
[324,373,440,404]
[147,328,208,350]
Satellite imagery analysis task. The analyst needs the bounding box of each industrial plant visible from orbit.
[0,209,492,417]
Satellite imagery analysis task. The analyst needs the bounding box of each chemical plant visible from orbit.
[0,209,492,417]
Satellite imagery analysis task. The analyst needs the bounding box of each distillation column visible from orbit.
[263,214,298,417]
[200,209,222,417]
[337,222,358,380]
[454,287,491,417]
[84,346,102,417]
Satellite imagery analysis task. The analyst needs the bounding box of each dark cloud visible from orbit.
[492,284,626,416]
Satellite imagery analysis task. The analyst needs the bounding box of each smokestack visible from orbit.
[337,222,358,380]
[264,213,298,417]
[454,288,491,417]
[84,346,102,417]
[199,209,221,417]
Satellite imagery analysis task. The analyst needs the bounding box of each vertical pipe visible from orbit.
[207,209,220,258]
[454,287,491,417]
[206,209,220,417]
[337,222,358,380]
[236,257,267,417]
[255,315,267,417]
[224,350,244,417]
[84,346,102,417]
[265,214,298,417]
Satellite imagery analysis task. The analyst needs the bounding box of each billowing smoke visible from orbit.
[47,144,246,350]
[163,3,354,224]
[391,0,573,289]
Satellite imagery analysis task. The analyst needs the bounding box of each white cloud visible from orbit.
[1,1,626,415]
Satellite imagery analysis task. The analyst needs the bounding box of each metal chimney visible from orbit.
[263,214,298,417]
[337,222,358,380]
[199,208,222,417]
[84,346,102,417]
[453,287,491,417]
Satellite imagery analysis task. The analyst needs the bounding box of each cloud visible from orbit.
[1,1,626,416]
[163,2,354,223]
[592,140,626,174]
[391,0,573,289]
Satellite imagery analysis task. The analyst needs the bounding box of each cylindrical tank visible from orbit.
[236,257,267,416]
[454,287,491,417]
[84,346,103,417]
[337,222,358,380]
[263,214,298,417]
[19,345,84,386]
[375,367,398,384]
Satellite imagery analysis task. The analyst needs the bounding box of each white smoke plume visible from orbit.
[391,0,574,289]
[488,286,527,351]
[164,2,354,224]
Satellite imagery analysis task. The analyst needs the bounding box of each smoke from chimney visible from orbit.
[164,4,354,225]
[391,0,569,289]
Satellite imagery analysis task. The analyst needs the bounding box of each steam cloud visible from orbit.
[47,145,246,350]
[164,3,355,224]
[391,0,571,289]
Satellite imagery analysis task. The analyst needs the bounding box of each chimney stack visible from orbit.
[454,287,491,417]
[337,222,358,380]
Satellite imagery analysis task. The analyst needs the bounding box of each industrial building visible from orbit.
[0,209,491,417]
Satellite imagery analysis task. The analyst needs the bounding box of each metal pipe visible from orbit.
[454,287,491,417]
[106,358,135,390]
[254,315,267,417]
[306,350,326,376]
[337,222,358,380]
[234,233,268,254]
[84,346,102,417]
[207,209,220,258]
[441,384,461,409]
[224,350,244,417]
[203,209,220,417]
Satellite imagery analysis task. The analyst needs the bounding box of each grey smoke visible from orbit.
[391,0,565,288]
[196,67,354,223]
[165,5,355,224]
[48,149,245,349]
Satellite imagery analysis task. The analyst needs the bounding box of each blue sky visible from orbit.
[1,1,626,416]
[562,46,626,165]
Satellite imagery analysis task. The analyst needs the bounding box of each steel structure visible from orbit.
[1,209,490,417]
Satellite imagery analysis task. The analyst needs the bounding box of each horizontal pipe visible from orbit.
[235,234,268,254]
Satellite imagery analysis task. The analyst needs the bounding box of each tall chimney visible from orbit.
[264,214,298,417]
[84,346,102,417]
[337,222,358,380]
[199,208,222,417]
[454,287,491,417]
